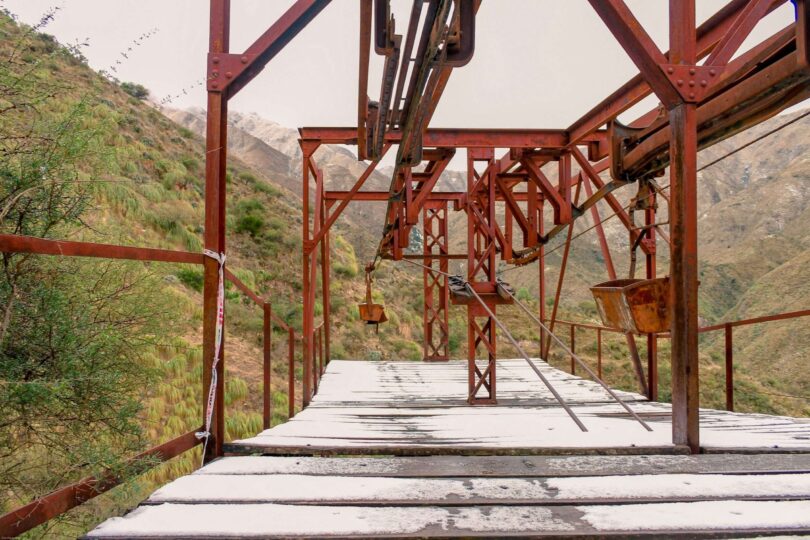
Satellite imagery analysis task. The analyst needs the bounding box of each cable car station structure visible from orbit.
[4,0,810,537]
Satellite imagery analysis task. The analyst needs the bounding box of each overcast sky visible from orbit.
[2,1,798,131]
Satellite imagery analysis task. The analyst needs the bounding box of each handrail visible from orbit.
[549,308,810,412]
[224,268,294,333]
[0,233,204,264]
[0,430,201,537]
[0,233,305,534]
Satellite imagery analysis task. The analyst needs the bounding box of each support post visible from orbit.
[669,0,700,453]
[288,328,295,419]
[597,328,603,379]
[725,323,734,411]
[467,148,497,404]
[646,191,659,401]
[570,325,576,374]
[263,303,272,430]
[538,198,546,358]
[301,149,317,407]
[202,0,230,464]
[321,197,332,368]
[423,201,450,361]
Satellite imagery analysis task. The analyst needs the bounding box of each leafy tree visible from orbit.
[0,11,177,534]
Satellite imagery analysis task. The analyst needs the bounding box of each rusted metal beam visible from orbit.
[0,431,200,537]
[620,32,808,179]
[357,0,372,159]
[202,0,230,464]
[299,127,604,148]
[0,234,204,264]
[668,0,700,454]
[208,0,331,97]
[569,0,788,142]
[588,0,681,109]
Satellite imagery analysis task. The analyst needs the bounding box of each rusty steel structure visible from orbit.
[2,0,810,536]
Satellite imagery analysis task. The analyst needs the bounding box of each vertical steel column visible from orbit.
[301,147,316,407]
[423,200,450,361]
[320,179,331,368]
[646,192,659,401]
[202,0,230,463]
[263,303,272,430]
[538,198,546,358]
[669,0,700,452]
[466,148,497,404]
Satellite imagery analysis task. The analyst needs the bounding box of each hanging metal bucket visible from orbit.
[591,277,670,334]
[359,268,387,328]
[359,302,388,324]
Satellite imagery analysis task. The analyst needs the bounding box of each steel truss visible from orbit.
[209,0,810,456]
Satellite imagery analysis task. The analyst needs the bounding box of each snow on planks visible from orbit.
[87,359,810,538]
[89,455,810,537]
[229,359,810,454]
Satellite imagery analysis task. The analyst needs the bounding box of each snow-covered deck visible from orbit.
[88,359,810,538]
[231,359,810,454]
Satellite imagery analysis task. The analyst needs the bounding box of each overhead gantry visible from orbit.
[288,0,810,456]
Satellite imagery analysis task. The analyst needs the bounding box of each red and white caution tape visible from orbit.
[196,249,226,463]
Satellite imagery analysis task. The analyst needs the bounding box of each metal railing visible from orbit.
[0,233,300,536]
[548,309,810,412]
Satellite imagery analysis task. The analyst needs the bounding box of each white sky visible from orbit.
[2,1,797,131]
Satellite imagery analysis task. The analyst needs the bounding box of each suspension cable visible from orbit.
[399,257,588,432]
[498,284,652,431]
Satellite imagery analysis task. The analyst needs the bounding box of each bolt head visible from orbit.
[241,56,248,64]
[225,71,233,78]
[700,80,708,87]
[709,69,716,76]
[212,57,220,64]
[689,92,695,99]
[689,68,696,75]
[677,79,684,86]
[689,80,695,87]
[667,67,674,74]
[212,82,219,89]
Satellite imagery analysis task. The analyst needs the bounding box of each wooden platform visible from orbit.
[231,359,810,455]
[87,359,810,538]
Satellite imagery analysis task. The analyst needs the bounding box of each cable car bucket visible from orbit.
[591,180,671,335]
[358,265,387,332]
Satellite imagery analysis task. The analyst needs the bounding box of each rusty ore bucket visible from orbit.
[590,277,670,334]
[359,302,388,325]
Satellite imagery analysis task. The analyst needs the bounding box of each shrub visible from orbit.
[120,81,150,100]
[176,268,203,292]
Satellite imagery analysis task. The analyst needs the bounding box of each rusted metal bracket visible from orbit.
[660,64,724,103]
[445,0,476,67]
[207,53,257,92]
[607,119,646,183]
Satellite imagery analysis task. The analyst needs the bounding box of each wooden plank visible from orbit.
[85,500,810,538]
[198,454,810,477]
[224,443,688,457]
[143,472,810,506]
